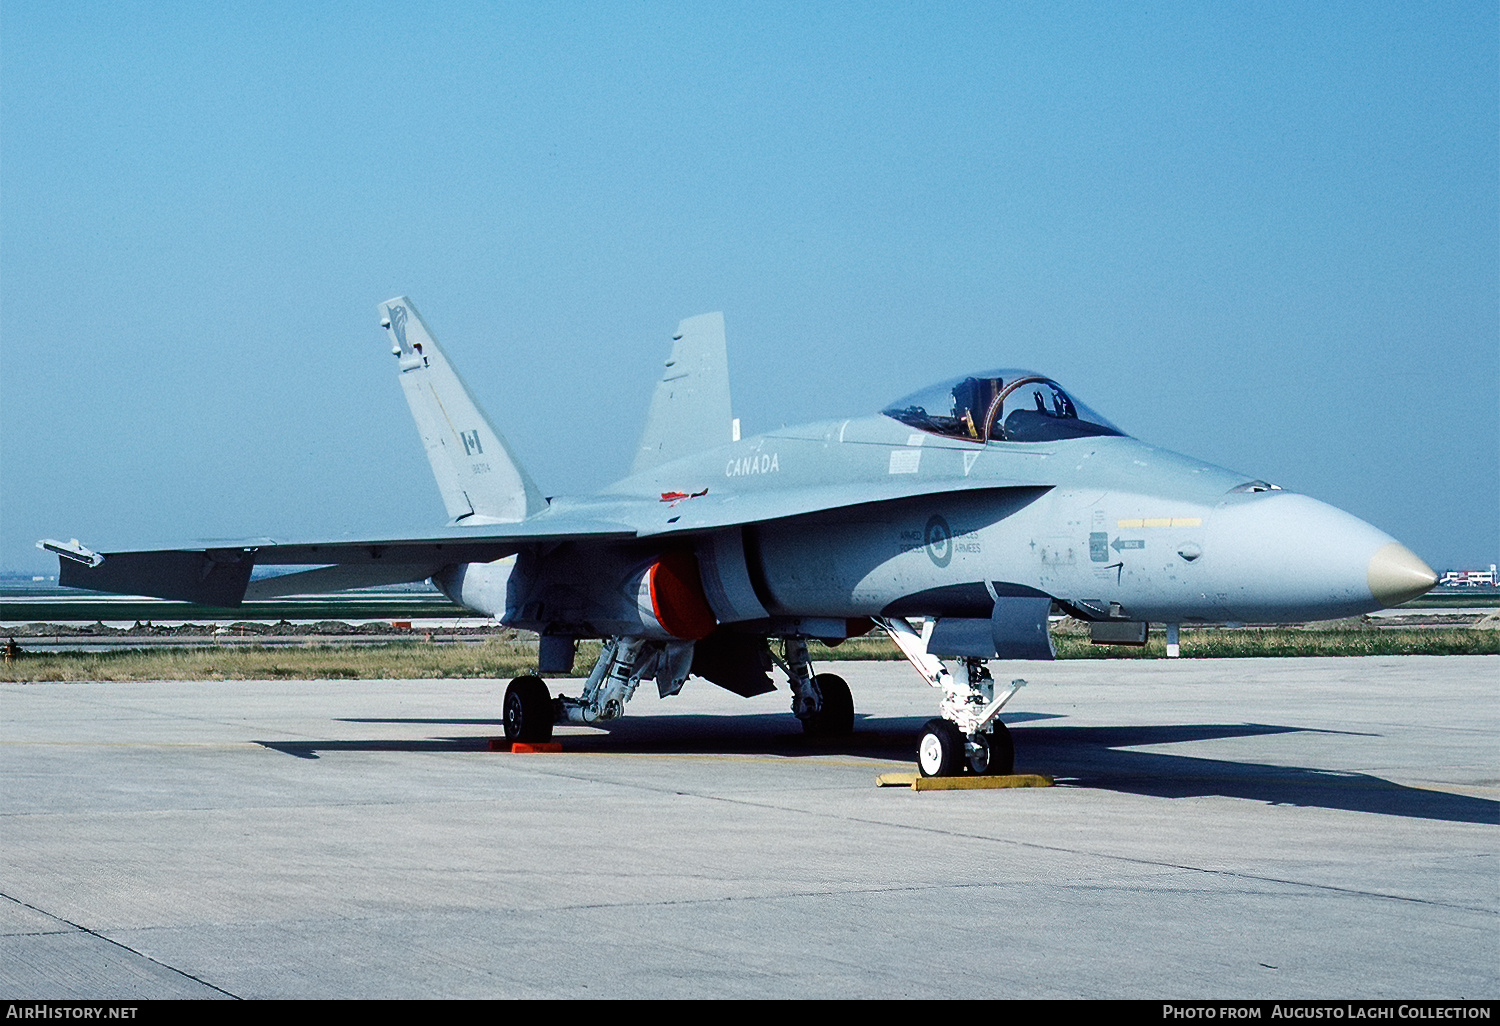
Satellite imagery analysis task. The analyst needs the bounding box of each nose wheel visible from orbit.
[964,721,1014,775]
[917,719,1014,778]
[917,718,963,776]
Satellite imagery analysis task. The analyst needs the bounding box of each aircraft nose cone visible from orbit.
[1199,492,1427,621]
[1367,542,1437,607]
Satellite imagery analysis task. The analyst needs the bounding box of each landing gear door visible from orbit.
[991,596,1055,660]
[927,595,1055,660]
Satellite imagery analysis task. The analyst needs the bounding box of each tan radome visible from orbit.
[1367,542,1438,606]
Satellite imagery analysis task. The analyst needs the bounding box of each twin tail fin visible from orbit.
[379,297,545,524]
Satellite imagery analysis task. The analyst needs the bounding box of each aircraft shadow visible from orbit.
[338,717,507,726]
[255,714,1497,825]
[1013,723,1499,826]
[257,737,495,758]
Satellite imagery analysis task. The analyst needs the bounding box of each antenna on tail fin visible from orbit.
[379,297,545,524]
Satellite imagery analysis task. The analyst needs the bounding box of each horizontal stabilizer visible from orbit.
[38,538,103,567]
[59,548,256,606]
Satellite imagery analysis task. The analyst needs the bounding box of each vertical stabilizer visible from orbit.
[380,297,545,524]
[631,312,733,475]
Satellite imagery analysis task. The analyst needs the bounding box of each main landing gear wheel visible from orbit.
[917,718,963,777]
[803,673,855,736]
[966,721,1015,776]
[504,675,554,742]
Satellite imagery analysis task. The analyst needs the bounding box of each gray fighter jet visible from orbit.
[41,298,1437,776]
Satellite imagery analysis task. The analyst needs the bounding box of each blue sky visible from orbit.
[3,2,1496,573]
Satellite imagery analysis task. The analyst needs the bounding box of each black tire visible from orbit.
[986,720,1015,775]
[803,673,854,736]
[916,718,963,777]
[966,722,1015,775]
[504,675,554,742]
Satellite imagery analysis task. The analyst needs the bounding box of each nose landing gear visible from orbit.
[879,617,1025,778]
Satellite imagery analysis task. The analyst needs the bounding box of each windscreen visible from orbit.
[882,371,1123,443]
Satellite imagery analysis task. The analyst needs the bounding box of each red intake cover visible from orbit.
[647,551,718,641]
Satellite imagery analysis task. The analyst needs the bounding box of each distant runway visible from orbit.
[0,588,469,625]
[1,657,1494,999]
[3,582,1491,635]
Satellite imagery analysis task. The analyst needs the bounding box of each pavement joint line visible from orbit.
[423,756,1500,915]
[514,751,902,771]
[532,780,1500,917]
[72,870,1496,926]
[12,734,1492,798]
[0,685,367,738]
[5,740,1492,902]
[0,794,577,818]
[0,890,242,999]
[66,736,1401,786]
[0,741,267,749]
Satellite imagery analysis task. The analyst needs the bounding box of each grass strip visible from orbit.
[0,638,547,683]
[1,628,1492,683]
[813,628,1496,662]
[1051,627,1496,659]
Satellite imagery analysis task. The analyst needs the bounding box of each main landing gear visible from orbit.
[503,675,554,742]
[503,634,859,744]
[505,624,1014,777]
[876,617,1025,778]
[777,638,855,737]
[503,636,694,742]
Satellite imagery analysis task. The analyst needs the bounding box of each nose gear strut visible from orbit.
[875,616,1025,777]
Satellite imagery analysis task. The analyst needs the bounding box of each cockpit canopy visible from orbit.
[883,370,1123,444]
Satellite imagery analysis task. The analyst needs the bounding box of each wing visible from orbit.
[40,473,1050,606]
[40,517,635,607]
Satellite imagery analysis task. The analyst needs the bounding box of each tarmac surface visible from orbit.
[1,656,1495,999]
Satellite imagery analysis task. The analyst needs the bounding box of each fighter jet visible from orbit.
[41,298,1438,777]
